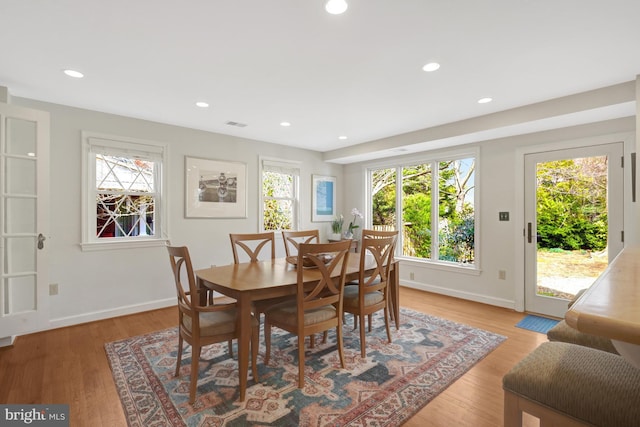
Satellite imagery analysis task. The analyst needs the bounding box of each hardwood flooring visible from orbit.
[0,287,547,426]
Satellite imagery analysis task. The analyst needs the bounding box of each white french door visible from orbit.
[0,102,50,340]
[524,143,623,318]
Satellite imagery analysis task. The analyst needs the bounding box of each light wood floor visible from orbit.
[0,287,547,426]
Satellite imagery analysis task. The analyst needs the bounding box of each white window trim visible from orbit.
[80,131,169,251]
[259,156,301,233]
[365,146,480,271]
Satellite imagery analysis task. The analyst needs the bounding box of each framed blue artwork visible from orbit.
[312,175,336,222]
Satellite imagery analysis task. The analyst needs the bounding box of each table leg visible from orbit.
[196,277,207,306]
[237,293,252,401]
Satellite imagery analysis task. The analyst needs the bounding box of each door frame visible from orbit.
[514,131,634,313]
[0,102,50,342]
[523,143,623,317]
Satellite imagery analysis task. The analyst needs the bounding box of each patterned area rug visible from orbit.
[105,307,505,426]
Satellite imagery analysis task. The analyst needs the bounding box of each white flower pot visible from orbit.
[329,233,342,241]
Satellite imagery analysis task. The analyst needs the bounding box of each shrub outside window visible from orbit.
[369,152,476,266]
[261,159,300,232]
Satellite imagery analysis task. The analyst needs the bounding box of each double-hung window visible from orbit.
[81,132,167,250]
[260,158,300,231]
[368,149,477,268]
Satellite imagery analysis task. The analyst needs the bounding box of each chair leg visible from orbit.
[175,335,184,377]
[368,314,373,332]
[336,325,345,368]
[383,307,392,343]
[264,321,271,365]
[228,340,234,358]
[189,345,201,404]
[322,330,328,344]
[251,325,259,382]
[359,313,367,358]
[310,334,315,348]
[297,335,305,388]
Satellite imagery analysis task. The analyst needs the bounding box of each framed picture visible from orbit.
[185,156,247,218]
[312,175,336,222]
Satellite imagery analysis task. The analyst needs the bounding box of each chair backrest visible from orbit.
[358,232,398,296]
[229,232,275,263]
[361,228,398,239]
[166,245,199,327]
[296,240,352,321]
[282,229,320,257]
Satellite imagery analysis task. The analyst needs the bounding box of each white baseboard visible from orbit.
[0,335,16,348]
[48,297,176,331]
[400,281,515,310]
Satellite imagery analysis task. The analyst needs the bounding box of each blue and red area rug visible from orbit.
[105,308,505,426]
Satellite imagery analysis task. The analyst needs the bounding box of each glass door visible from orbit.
[0,102,49,340]
[524,143,623,318]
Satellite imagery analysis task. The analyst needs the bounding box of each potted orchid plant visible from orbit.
[344,208,363,239]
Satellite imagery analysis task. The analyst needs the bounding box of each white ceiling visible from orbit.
[1,0,639,162]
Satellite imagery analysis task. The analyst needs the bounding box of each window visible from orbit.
[82,132,167,250]
[261,158,300,231]
[369,151,477,267]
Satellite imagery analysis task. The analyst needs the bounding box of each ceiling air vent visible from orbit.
[225,121,248,128]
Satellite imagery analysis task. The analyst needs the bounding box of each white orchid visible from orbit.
[347,208,363,234]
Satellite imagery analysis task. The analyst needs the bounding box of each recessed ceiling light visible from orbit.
[422,62,440,72]
[325,0,348,14]
[195,101,209,108]
[63,69,84,78]
[280,122,291,127]
[478,97,493,104]
[338,135,348,140]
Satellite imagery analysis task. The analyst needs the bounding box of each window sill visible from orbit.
[80,238,169,252]
[397,256,481,276]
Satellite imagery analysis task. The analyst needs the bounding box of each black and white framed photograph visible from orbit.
[185,156,247,218]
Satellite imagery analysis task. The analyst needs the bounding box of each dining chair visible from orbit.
[229,232,276,263]
[229,232,293,340]
[263,240,352,388]
[167,245,259,404]
[282,229,333,348]
[282,229,320,257]
[342,230,398,358]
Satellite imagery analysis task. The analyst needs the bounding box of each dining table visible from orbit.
[195,254,400,401]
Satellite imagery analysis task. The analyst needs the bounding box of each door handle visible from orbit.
[527,223,532,243]
[37,233,46,250]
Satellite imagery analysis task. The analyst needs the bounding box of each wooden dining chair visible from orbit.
[263,240,352,388]
[167,245,259,404]
[342,231,398,358]
[282,229,320,257]
[229,232,276,263]
[229,232,291,339]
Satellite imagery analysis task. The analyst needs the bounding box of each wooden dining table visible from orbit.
[195,255,400,401]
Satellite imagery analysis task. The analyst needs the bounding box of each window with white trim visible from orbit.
[368,149,477,268]
[81,132,167,250]
[260,158,300,232]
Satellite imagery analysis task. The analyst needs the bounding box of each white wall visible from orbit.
[13,97,344,329]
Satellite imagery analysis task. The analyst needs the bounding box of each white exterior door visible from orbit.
[524,143,623,318]
[0,102,49,341]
